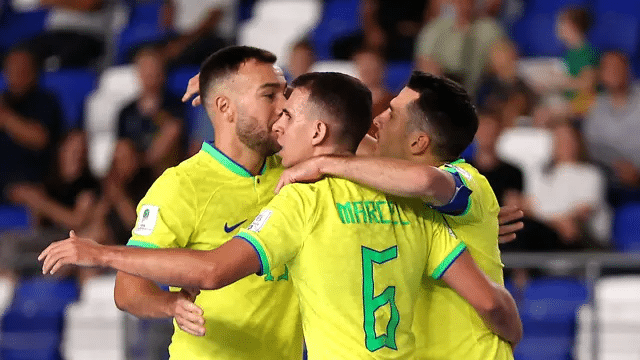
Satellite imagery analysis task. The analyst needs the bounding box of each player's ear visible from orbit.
[311,120,328,146]
[215,95,234,123]
[409,131,430,156]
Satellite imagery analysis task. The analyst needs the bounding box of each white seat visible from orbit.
[310,60,358,78]
[238,0,321,69]
[496,127,553,197]
[0,278,14,316]
[85,66,140,177]
[62,275,125,360]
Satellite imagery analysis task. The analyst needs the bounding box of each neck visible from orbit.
[409,151,444,167]
[313,145,353,158]
[568,37,585,49]
[213,130,266,176]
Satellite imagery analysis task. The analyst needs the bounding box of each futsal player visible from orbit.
[110,46,304,360]
[276,71,517,359]
[40,72,522,359]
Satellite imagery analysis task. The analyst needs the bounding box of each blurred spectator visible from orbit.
[156,0,234,67]
[476,39,537,127]
[332,0,429,62]
[117,47,185,177]
[555,6,599,117]
[26,0,111,69]
[93,139,154,245]
[353,47,394,135]
[0,47,62,204]
[584,51,640,208]
[8,130,100,232]
[415,0,505,94]
[534,123,610,248]
[286,39,316,81]
[471,111,563,252]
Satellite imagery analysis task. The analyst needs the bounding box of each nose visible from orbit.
[272,114,284,136]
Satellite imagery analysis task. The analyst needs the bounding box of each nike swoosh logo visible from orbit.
[224,220,247,233]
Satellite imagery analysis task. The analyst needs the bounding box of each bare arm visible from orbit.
[276,155,456,206]
[144,112,182,168]
[40,234,261,291]
[0,109,49,151]
[441,251,523,346]
[10,185,94,229]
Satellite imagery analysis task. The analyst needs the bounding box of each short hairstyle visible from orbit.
[291,72,372,153]
[561,7,592,34]
[199,46,277,101]
[406,71,478,162]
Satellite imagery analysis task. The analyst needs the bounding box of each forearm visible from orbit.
[114,271,177,318]
[102,246,218,289]
[318,156,455,205]
[145,119,181,167]
[2,112,49,150]
[479,284,523,346]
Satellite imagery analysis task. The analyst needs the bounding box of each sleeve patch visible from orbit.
[247,210,273,233]
[133,205,159,236]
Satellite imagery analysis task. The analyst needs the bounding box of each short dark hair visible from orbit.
[561,7,592,34]
[199,46,277,100]
[407,71,478,162]
[291,72,372,153]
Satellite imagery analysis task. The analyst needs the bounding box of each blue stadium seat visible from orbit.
[127,0,164,27]
[116,25,172,64]
[10,277,79,313]
[310,0,361,60]
[0,9,48,54]
[592,0,640,17]
[590,13,639,57]
[511,14,564,57]
[384,62,413,94]
[525,0,590,15]
[514,277,587,360]
[613,203,640,252]
[0,332,61,360]
[42,69,97,130]
[0,205,30,231]
[166,66,199,138]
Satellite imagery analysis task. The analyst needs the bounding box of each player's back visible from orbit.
[239,177,465,360]
[413,160,513,359]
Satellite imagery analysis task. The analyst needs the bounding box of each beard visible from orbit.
[236,114,282,156]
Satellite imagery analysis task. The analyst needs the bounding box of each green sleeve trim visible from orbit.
[430,242,467,280]
[236,231,271,276]
[126,239,160,248]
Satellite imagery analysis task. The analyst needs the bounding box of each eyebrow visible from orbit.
[282,108,291,117]
[258,83,283,90]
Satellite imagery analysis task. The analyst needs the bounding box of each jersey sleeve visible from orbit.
[126,167,196,249]
[425,212,467,280]
[433,164,483,224]
[235,184,310,276]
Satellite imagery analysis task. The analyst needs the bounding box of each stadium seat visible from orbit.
[0,332,61,360]
[592,0,640,17]
[613,203,640,252]
[589,13,640,58]
[238,0,322,69]
[0,9,48,54]
[384,62,413,94]
[166,66,200,137]
[310,0,361,60]
[10,276,79,313]
[0,206,30,231]
[0,278,14,317]
[62,275,125,360]
[85,65,140,176]
[310,60,358,77]
[42,69,97,130]
[511,14,564,57]
[496,126,553,197]
[515,277,588,360]
[526,0,591,15]
[114,0,171,64]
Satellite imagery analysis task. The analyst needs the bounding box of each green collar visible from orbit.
[201,142,266,178]
[450,159,466,165]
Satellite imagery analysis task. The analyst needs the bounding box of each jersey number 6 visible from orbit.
[362,246,399,352]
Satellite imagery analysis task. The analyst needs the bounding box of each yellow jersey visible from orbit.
[236,177,466,360]
[413,159,512,360]
[127,142,303,360]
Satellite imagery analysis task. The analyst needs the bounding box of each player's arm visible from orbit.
[440,250,523,346]
[276,155,456,206]
[39,232,261,291]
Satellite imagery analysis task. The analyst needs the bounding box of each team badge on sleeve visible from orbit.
[133,205,159,236]
[247,210,273,233]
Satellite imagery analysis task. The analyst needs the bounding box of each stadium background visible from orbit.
[0,0,639,359]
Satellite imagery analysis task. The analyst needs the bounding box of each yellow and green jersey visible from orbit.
[413,159,512,360]
[236,177,466,360]
[127,142,303,360]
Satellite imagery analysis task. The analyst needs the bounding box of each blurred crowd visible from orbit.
[1,0,639,280]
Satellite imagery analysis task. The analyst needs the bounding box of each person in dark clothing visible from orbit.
[0,47,62,204]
